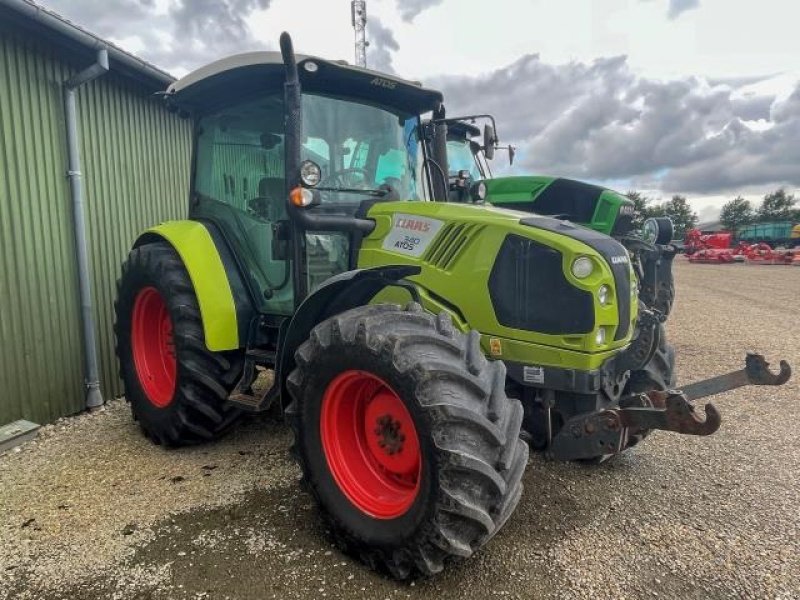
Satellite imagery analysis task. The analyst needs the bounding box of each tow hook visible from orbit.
[548,353,791,461]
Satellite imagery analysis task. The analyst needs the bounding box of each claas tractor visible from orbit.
[115,33,791,578]
[440,117,679,395]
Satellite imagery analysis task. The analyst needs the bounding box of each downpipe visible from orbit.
[64,48,109,410]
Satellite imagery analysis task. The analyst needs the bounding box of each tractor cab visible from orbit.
[165,44,445,315]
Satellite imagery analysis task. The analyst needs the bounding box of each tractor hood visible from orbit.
[481,176,634,236]
[357,201,637,368]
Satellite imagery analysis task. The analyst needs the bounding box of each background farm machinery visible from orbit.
[685,226,800,265]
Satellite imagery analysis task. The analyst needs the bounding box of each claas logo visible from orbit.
[619,205,635,216]
[396,218,431,232]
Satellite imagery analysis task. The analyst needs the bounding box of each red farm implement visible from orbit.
[743,243,798,265]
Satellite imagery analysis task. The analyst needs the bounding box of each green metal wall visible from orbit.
[0,28,191,425]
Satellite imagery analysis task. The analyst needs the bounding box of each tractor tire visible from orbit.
[115,242,243,446]
[578,325,676,464]
[615,323,676,450]
[640,246,676,317]
[286,303,528,579]
[625,323,677,394]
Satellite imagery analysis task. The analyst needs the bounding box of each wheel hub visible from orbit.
[131,286,176,408]
[320,371,421,519]
[374,414,405,455]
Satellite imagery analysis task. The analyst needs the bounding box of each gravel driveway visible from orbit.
[1,261,798,600]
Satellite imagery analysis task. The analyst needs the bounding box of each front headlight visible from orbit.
[643,217,675,245]
[595,327,607,345]
[598,284,611,306]
[571,256,594,279]
[299,160,322,187]
[471,181,487,201]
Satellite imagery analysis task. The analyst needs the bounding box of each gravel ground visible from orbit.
[1,261,798,600]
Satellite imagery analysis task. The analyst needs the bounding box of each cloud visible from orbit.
[642,0,700,19]
[667,0,700,19]
[396,0,443,22]
[366,17,399,74]
[432,54,799,195]
[40,0,271,73]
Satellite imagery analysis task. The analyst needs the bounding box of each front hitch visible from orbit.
[548,353,791,461]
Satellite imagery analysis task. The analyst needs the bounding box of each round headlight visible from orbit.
[299,160,322,187]
[598,284,611,306]
[595,327,607,345]
[571,256,594,279]
[303,61,319,73]
[643,218,659,244]
[643,217,675,245]
[475,181,487,200]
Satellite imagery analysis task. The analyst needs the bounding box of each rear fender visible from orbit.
[134,221,253,352]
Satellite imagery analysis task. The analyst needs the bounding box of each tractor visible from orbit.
[439,117,678,395]
[115,34,790,578]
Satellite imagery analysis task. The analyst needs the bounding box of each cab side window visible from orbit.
[192,95,294,314]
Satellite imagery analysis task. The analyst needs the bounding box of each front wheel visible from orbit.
[286,303,528,578]
[115,242,243,446]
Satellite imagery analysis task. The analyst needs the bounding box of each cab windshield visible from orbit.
[301,94,424,203]
[447,138,482,181]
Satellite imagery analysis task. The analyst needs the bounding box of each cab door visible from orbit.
[191,95,294,315]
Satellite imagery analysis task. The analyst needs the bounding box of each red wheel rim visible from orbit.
[321,370,421,519]
[131,286,176,408]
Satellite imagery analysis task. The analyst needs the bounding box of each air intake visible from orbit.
[423,223,485,270]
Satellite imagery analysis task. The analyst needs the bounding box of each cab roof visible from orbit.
[166,51,444,117]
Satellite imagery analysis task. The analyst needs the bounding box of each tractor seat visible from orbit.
[259,176,285,199]
[248,177,286,221]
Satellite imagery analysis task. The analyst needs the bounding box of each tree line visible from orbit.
[717,189,799,233]
[624,192,698,239]
[624,188,799,239]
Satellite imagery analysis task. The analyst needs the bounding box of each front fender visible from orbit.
[134,221,242,352]
[277,265,421,406]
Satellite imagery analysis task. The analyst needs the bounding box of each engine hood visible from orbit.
[356,201,637,361]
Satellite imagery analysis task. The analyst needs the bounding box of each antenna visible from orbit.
[351,0,367,67]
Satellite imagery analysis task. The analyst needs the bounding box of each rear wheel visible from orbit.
[286,303,528,578]
[115,242,243,446]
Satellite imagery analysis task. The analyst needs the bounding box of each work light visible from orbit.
[571,256,594,279]
[598,284,611,306]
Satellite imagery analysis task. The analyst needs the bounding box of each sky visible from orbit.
[40,0,800,222]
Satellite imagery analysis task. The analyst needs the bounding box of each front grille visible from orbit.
[489,235,595,334]
[519,217,633,341]
[423,222,485,270]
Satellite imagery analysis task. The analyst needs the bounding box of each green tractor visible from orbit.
[115,34,790,578]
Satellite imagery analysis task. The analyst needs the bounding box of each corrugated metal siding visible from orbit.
[0,28,191,425]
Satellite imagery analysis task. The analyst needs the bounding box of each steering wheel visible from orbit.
[322,167,371,188]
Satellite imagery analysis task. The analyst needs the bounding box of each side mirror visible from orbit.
[508,145,516,166]
[483,124,497,160]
